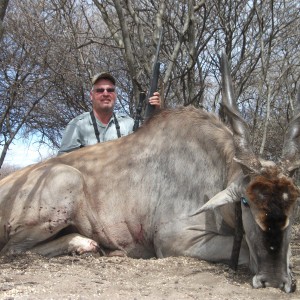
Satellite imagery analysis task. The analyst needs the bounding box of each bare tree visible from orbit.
[91,0,211,110]
[0,0,9,39]
[0,28,53,166]
[0,0,93,167]
[207,0,299,159]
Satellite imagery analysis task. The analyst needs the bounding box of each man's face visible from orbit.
[90,79,117,113]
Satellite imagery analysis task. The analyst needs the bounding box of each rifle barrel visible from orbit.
[144,27,163,119]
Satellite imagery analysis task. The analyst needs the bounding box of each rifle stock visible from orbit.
[144,62,160,119]
[133,92,146,132]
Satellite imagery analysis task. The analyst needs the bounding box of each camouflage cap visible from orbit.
[91,72,116,85]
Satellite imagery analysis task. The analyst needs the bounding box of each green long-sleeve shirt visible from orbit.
[58,112,134,155]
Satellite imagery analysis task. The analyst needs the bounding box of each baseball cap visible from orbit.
[91,72,116,85]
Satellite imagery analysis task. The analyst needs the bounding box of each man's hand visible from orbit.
[148,92,161,108]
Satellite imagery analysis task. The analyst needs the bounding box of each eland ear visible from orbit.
[191,182,239,215]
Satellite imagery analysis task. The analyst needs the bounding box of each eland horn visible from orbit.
[220,53,261,174]
[281,89,300,175]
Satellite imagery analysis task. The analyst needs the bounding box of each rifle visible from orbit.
[144,27,164,120]
[133,92,146,132]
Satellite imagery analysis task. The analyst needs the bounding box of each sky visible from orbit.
[1,136,57,168]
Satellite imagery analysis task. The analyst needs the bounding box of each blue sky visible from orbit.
[2,137,56,168]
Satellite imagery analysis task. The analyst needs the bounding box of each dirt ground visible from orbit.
[0,225,299,300]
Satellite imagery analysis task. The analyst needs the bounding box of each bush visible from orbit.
[0,164,20,180]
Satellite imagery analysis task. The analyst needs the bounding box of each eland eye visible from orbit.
[241,197,249,207]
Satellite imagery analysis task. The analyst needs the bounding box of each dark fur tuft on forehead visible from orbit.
[246,167,298,213]
[245,167,299,254]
